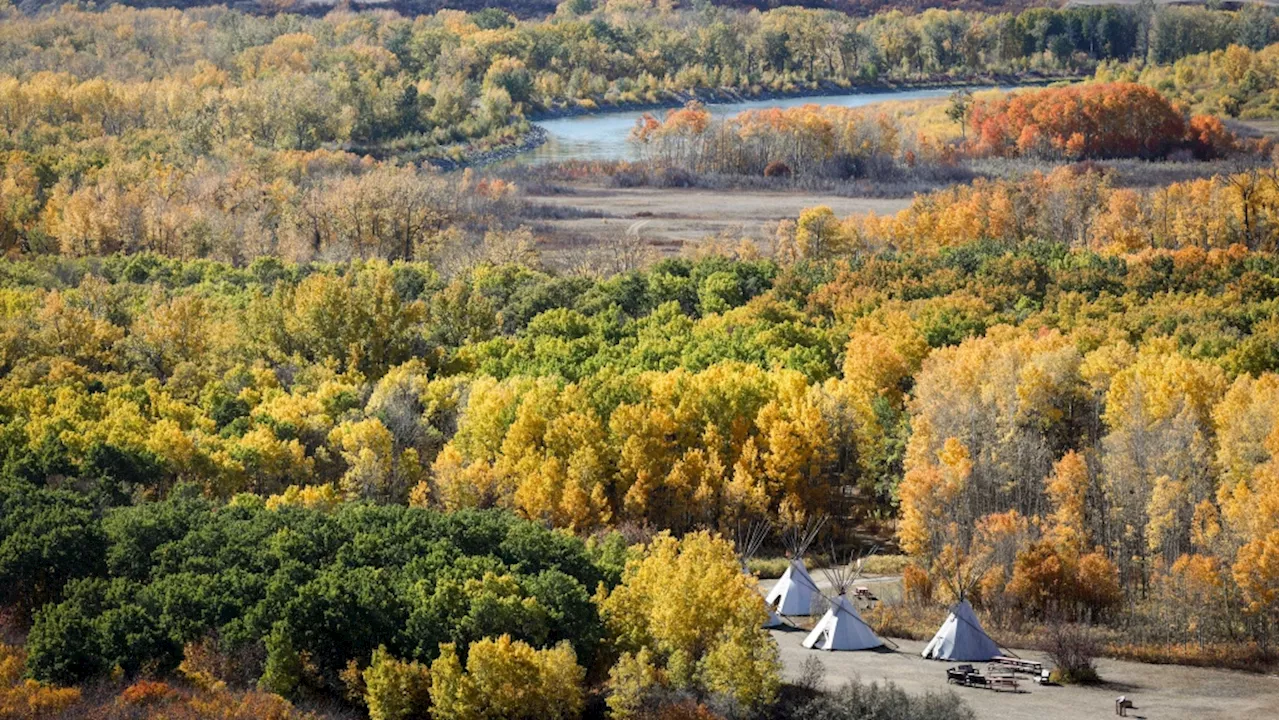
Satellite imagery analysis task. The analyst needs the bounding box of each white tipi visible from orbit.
[735,520,783,628]
[802,558,883,651]
[921,600,1001,661]
[764,516,826,616]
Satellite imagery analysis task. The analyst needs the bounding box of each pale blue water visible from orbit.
[522,86,1003,164]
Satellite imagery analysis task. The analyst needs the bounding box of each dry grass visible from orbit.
[856,89,1007,144]
[1104,642,1277,674]
[747,556,794,579]
[863,602,948,641]
[863,600,1278,673]
[860,554,911,576]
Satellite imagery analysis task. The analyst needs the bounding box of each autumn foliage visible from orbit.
[969,82,1229,160]
[837,165,1278,253]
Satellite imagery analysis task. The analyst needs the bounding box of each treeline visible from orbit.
[631,83,1262,184]
[0,3,1276,261]
[0,210,1275,626]
[820,165,1278,254]
[1098,42,1278,120]
[0,488,784,718]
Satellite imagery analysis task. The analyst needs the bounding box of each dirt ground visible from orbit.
[760,576,1280,720]
[526,185,911,255]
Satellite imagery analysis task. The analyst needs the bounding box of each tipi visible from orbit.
[802,555,883,651]
[735,520,783,628]
[765,516,825,616]
[920,600,1001,661]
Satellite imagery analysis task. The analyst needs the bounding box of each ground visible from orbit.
[526,185,911,259]
[760,576,1280,720]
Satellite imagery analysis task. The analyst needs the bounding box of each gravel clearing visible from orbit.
[760,576,1279,720]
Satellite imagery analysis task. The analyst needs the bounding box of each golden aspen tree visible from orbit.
[1044,450,1091,555]
[600,532,778,708]
[363,646,431,720]
[429,636,584,720]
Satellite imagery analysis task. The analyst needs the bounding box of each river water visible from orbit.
[521,86,991,164]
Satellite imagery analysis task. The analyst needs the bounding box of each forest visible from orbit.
[0,2,1276,258]
[0,0,1278,719]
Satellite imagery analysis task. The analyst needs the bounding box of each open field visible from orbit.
[760,576,1280,719]
[526,184,913,258]
[1226,118,1280,139]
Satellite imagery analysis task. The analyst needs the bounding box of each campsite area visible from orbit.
[760,577,1280,720]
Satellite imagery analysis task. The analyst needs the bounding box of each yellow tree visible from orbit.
[1044,450,1091,555]
[429,636,584,720]
[1101,347,1226,574]
[599,531,779,708]
[363,646,431,720]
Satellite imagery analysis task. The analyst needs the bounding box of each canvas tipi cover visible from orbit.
[763,606,783,628]
[802,595,883,650]
[765,559,819,616]
[920,600,1001,661]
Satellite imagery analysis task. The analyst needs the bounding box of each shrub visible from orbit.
[430,636,585,720]
[118,680,176,706]
[763,161,792,178]
[1045,623,1101,684]
[363,646,431,720]
[795,677,974,720]
[1073,551,1122,618]
[1008,541,1070,616]
[902,565,933,605]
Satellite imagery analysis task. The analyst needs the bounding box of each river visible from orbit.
[520,86,999,164]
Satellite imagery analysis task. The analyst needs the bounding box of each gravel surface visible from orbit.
[760,577,1279,720]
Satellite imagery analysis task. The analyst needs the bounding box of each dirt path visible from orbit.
[759,577,1279,720]
[527,186,911,254]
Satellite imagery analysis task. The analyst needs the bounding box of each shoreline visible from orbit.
[431,73,1083,170]
[525,73,1081,123]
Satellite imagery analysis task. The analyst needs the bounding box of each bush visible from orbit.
[1045,623,1101,684]
[763,161,792,178]
[118,680,177,706]
[902,565,932,605]
[793,677,974,720]
[364,646,431,720]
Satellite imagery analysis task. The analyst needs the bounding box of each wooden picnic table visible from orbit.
[947,665,1023,693]
[992,656,1043,675]
[989,674,1021,692]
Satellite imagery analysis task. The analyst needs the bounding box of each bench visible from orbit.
[946,665,979,687]
[990,675,1020,693]
[992,656,1043,675]
[965,673,990,688]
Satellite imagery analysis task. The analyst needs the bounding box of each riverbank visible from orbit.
[424,125,549,171]
[525,73,1082,123]
[420,74,1082,170]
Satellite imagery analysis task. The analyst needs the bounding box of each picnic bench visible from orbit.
[947,665,1021,693]
[989,674,1020,693]
[945,665,990,689]
[991,656,1043,675]
[852,586,877,601]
